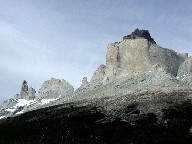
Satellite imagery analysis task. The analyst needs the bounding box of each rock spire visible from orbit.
[19,80,36,99]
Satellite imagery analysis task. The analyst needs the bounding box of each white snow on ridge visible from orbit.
[0,116,5,119]
[41,98,59,104]
[15,99,37,107]
[0,98,61,119]
[15,110,24,115]
[5,108,15,112]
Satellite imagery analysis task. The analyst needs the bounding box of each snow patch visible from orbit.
[5,108,15,112]
[0,116,5,119]
[15,99,36,107]
[41,98,59,104]
[15,110,24,115]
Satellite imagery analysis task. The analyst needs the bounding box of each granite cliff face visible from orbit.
[106,39,187,76]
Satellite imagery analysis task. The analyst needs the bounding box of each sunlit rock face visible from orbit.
[92,29,188,86]
[106,37,187,77]
[36,78,74,99]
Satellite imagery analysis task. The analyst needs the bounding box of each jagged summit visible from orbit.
[123,28,156,44]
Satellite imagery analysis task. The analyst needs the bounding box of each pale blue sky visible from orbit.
[0,0,192,102]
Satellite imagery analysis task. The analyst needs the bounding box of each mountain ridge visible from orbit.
[0,28,192,120]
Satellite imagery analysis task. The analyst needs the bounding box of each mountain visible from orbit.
[0,29,192,143]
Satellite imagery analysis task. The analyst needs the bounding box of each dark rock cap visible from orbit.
[123,28,156,44]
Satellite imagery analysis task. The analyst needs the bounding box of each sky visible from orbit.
[0,0,192,103]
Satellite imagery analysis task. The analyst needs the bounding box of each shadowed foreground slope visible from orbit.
[1,97,192,144]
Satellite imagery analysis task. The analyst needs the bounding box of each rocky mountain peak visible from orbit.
[36,78,74,99]
[123,28,156,44]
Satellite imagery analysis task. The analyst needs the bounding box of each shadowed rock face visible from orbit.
[1,96,192,143]
[123,28,156,44]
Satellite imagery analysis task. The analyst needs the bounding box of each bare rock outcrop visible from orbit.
[106,39,187,77]
[36,78,74,99]
[74,77,89,96]
[19,80,36,100]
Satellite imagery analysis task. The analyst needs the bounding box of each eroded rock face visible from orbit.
[36,78,74,99]
[106,39,187,77]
